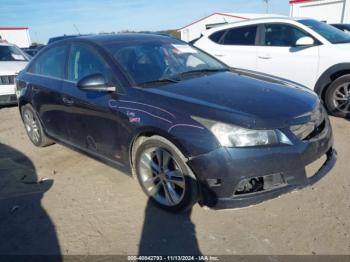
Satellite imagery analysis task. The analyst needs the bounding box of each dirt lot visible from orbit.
[0,105,349,256]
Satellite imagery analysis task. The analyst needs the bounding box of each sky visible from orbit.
[0,0,290,44]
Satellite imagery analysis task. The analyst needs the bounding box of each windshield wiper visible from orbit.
[179,68,229,77]
[138,78,179,87]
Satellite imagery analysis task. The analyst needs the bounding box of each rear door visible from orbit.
[256,23,319,88]
[26,44,68,140]
[205,25,259,70]
[61,43,124,161]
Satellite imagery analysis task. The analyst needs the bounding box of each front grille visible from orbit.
[0,75,15,85]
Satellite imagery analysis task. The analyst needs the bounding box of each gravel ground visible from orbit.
[0,105,349,256]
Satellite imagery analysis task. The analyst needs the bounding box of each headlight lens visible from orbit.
[192,117,288,147]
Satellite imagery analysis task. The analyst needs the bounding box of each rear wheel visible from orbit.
[134,136,199,212]
[325,75,350,118]
[21,104,54,147]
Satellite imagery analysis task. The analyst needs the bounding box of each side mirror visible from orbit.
[77,73,116,92]
[295,36,314,47]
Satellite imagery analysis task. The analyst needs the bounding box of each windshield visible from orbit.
[0,45,28,61]
[299,19,350,44]
[105,37,227,86]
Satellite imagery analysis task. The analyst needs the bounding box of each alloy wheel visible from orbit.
[333,83,350,113]
[138,147,186,206]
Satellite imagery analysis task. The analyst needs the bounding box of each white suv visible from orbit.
[0,42,28,106]
[194,17,350,117]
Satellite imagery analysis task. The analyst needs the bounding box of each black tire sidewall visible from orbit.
[134,136,199,212]
[325,75,350,118]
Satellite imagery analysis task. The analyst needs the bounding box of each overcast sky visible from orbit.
[0,0,289,44]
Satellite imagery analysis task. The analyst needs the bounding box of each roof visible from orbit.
[178,12,285,30]
[0,27,29,30]
[56,33,172,46]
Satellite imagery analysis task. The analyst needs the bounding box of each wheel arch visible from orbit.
[18,97,29,119]
[315,63,350,100]
[128,127,192,171]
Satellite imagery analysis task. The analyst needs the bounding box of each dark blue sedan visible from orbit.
[16,34,336,212]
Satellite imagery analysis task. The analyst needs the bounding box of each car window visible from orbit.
[299,19,350,44]
[0,45,28,61]
[67,44,113,83]
[221,25,257,45]
[28,45,66,78]
[209,30,226,43]
[263,24,310,47]
[107,39,226,85]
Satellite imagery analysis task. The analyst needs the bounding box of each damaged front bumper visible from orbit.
[187,117,336,209]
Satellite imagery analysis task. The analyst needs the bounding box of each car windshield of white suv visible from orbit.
[299,19,350,44]
[106,38,228,86]
[0,45,28,61]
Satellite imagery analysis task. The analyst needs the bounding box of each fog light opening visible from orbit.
[234,173,286,195]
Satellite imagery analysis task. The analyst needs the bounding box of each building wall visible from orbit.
[0,29,31,48]
[290,0,350,23]
[179,14,247,42]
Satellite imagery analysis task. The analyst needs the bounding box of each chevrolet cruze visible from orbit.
[16,34,336,212]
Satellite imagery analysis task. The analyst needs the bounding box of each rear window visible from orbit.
[209,30,226,43]
[222,25,257,45]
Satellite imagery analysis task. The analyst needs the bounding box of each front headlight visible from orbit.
[193,117,291,147]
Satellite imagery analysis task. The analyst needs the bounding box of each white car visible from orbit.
[0,42,29,106]
[194,17,350,117]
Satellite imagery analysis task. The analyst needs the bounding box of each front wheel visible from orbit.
[325,75,350,118]
[134,136,199,212]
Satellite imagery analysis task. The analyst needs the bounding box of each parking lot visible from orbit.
[0,105,349,255]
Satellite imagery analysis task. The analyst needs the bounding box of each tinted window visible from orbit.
[209,30,225,43]
[300,19,350,44]
[222,25,257,45]
[263,24,310,47]
[29,45,66,78]
[67,44,113,82]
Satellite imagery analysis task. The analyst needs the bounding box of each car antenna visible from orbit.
[73,24,81,35]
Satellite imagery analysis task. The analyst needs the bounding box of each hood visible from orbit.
[144,71,319,129]
[0,61,28,75]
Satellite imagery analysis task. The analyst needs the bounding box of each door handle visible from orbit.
[214,54,224,57]
[258,54,272,59]
[62,97,74,105]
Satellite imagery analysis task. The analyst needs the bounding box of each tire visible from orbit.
[325,75,350,118]
[134,135,199,212]
[21,104,54,147]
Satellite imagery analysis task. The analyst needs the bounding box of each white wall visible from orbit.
[290,0,350,23]
[0,29,31,48]
[179,14,246,42]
